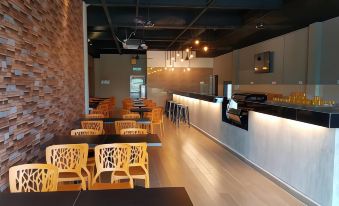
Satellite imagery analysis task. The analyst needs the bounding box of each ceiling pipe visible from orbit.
[166,0,216,50]
[101,0,122,54]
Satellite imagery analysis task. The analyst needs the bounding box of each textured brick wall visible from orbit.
[0,0,84,190]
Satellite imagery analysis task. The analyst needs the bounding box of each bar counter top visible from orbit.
[243,100,339,128]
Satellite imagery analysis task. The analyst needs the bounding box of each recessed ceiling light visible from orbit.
[256,22,265,30]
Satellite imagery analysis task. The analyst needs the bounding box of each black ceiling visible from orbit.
[85,0,339,58]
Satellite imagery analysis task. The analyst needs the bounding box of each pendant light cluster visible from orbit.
[164,49,194,70]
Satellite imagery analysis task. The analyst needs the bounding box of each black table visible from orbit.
[133,103,146,108]
[78,117,151,124]
[130,108,152,118]
[50,134,161,147]
[0,187,193,206]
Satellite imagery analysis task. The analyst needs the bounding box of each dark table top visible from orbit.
[0,187,193,206]
[133,103,146,107]
[50,133,161,147]
[130,108,152,113]
[78,117,151,124]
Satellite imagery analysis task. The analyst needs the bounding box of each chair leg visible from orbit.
[161,122,165,137]
[145,175,150,188]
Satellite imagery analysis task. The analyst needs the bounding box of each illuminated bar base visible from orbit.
[174,94,339,206]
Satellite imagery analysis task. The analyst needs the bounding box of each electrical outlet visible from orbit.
[298,81,303,85]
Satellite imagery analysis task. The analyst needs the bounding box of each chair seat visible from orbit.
[57,183,82,191]
[114,166,146,176]
[91,182,132,190]
[58,170,89,182]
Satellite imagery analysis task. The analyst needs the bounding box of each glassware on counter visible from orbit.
[272,92,336,106]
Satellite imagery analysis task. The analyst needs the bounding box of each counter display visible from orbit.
[221,96,339,129]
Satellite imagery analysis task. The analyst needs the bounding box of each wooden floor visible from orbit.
[148,118,304,206]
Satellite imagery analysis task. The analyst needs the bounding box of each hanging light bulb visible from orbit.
[180,50,184,62]
[185,48,189,52]
[194,40,200,45]
[203,46,209,52]
[176,52,180,57]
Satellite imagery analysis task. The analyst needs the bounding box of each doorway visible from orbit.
[130,75,145,99]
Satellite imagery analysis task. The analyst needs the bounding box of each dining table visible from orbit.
[0,187,193,206]
[77,117,151,134]
[49,133,161,147]
[130,108,152,118]
[133,103,146,108]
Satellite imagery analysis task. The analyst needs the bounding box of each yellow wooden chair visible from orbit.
[91,144,133,190]
[9,164,58,193]
[122,113,141,119]
[120,109,131,116]
[113,143,149,188]
[71,130,98,183]
[120,128,147,135]
[46,144,91,191]
[81,120,104,135]
[114,120,137,134]
[71,129,100,135]
[85,113,105,118]
[151,107,164,137]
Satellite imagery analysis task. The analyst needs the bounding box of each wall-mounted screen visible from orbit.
[254,51,272,73]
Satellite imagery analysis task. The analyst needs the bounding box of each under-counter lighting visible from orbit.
[251,111,327,130]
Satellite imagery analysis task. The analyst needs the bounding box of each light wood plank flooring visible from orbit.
[148,118,304,206]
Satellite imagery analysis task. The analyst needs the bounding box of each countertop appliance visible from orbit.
[225,93,267,130]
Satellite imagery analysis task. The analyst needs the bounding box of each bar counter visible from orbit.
[173,92,339,206]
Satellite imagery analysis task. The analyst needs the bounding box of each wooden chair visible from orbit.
[71,129,100,136]
[81,120,104,135]
[120,109,131,116]
[71,130,97,182]
[113,143,149,188]
[9,164,58,193]
[91,144,133,190]
[151,107,164,137]
[123,102,133,110]
[46,144,91,191]
[120,128,147,135]
[114,120,137,134]
[85,113,105,118]
[122,113,140,119]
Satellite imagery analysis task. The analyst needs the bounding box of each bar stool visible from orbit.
[165,100,170,117]
[168,101,176,120]
[179,105,190,127]
[174,104,190,127]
